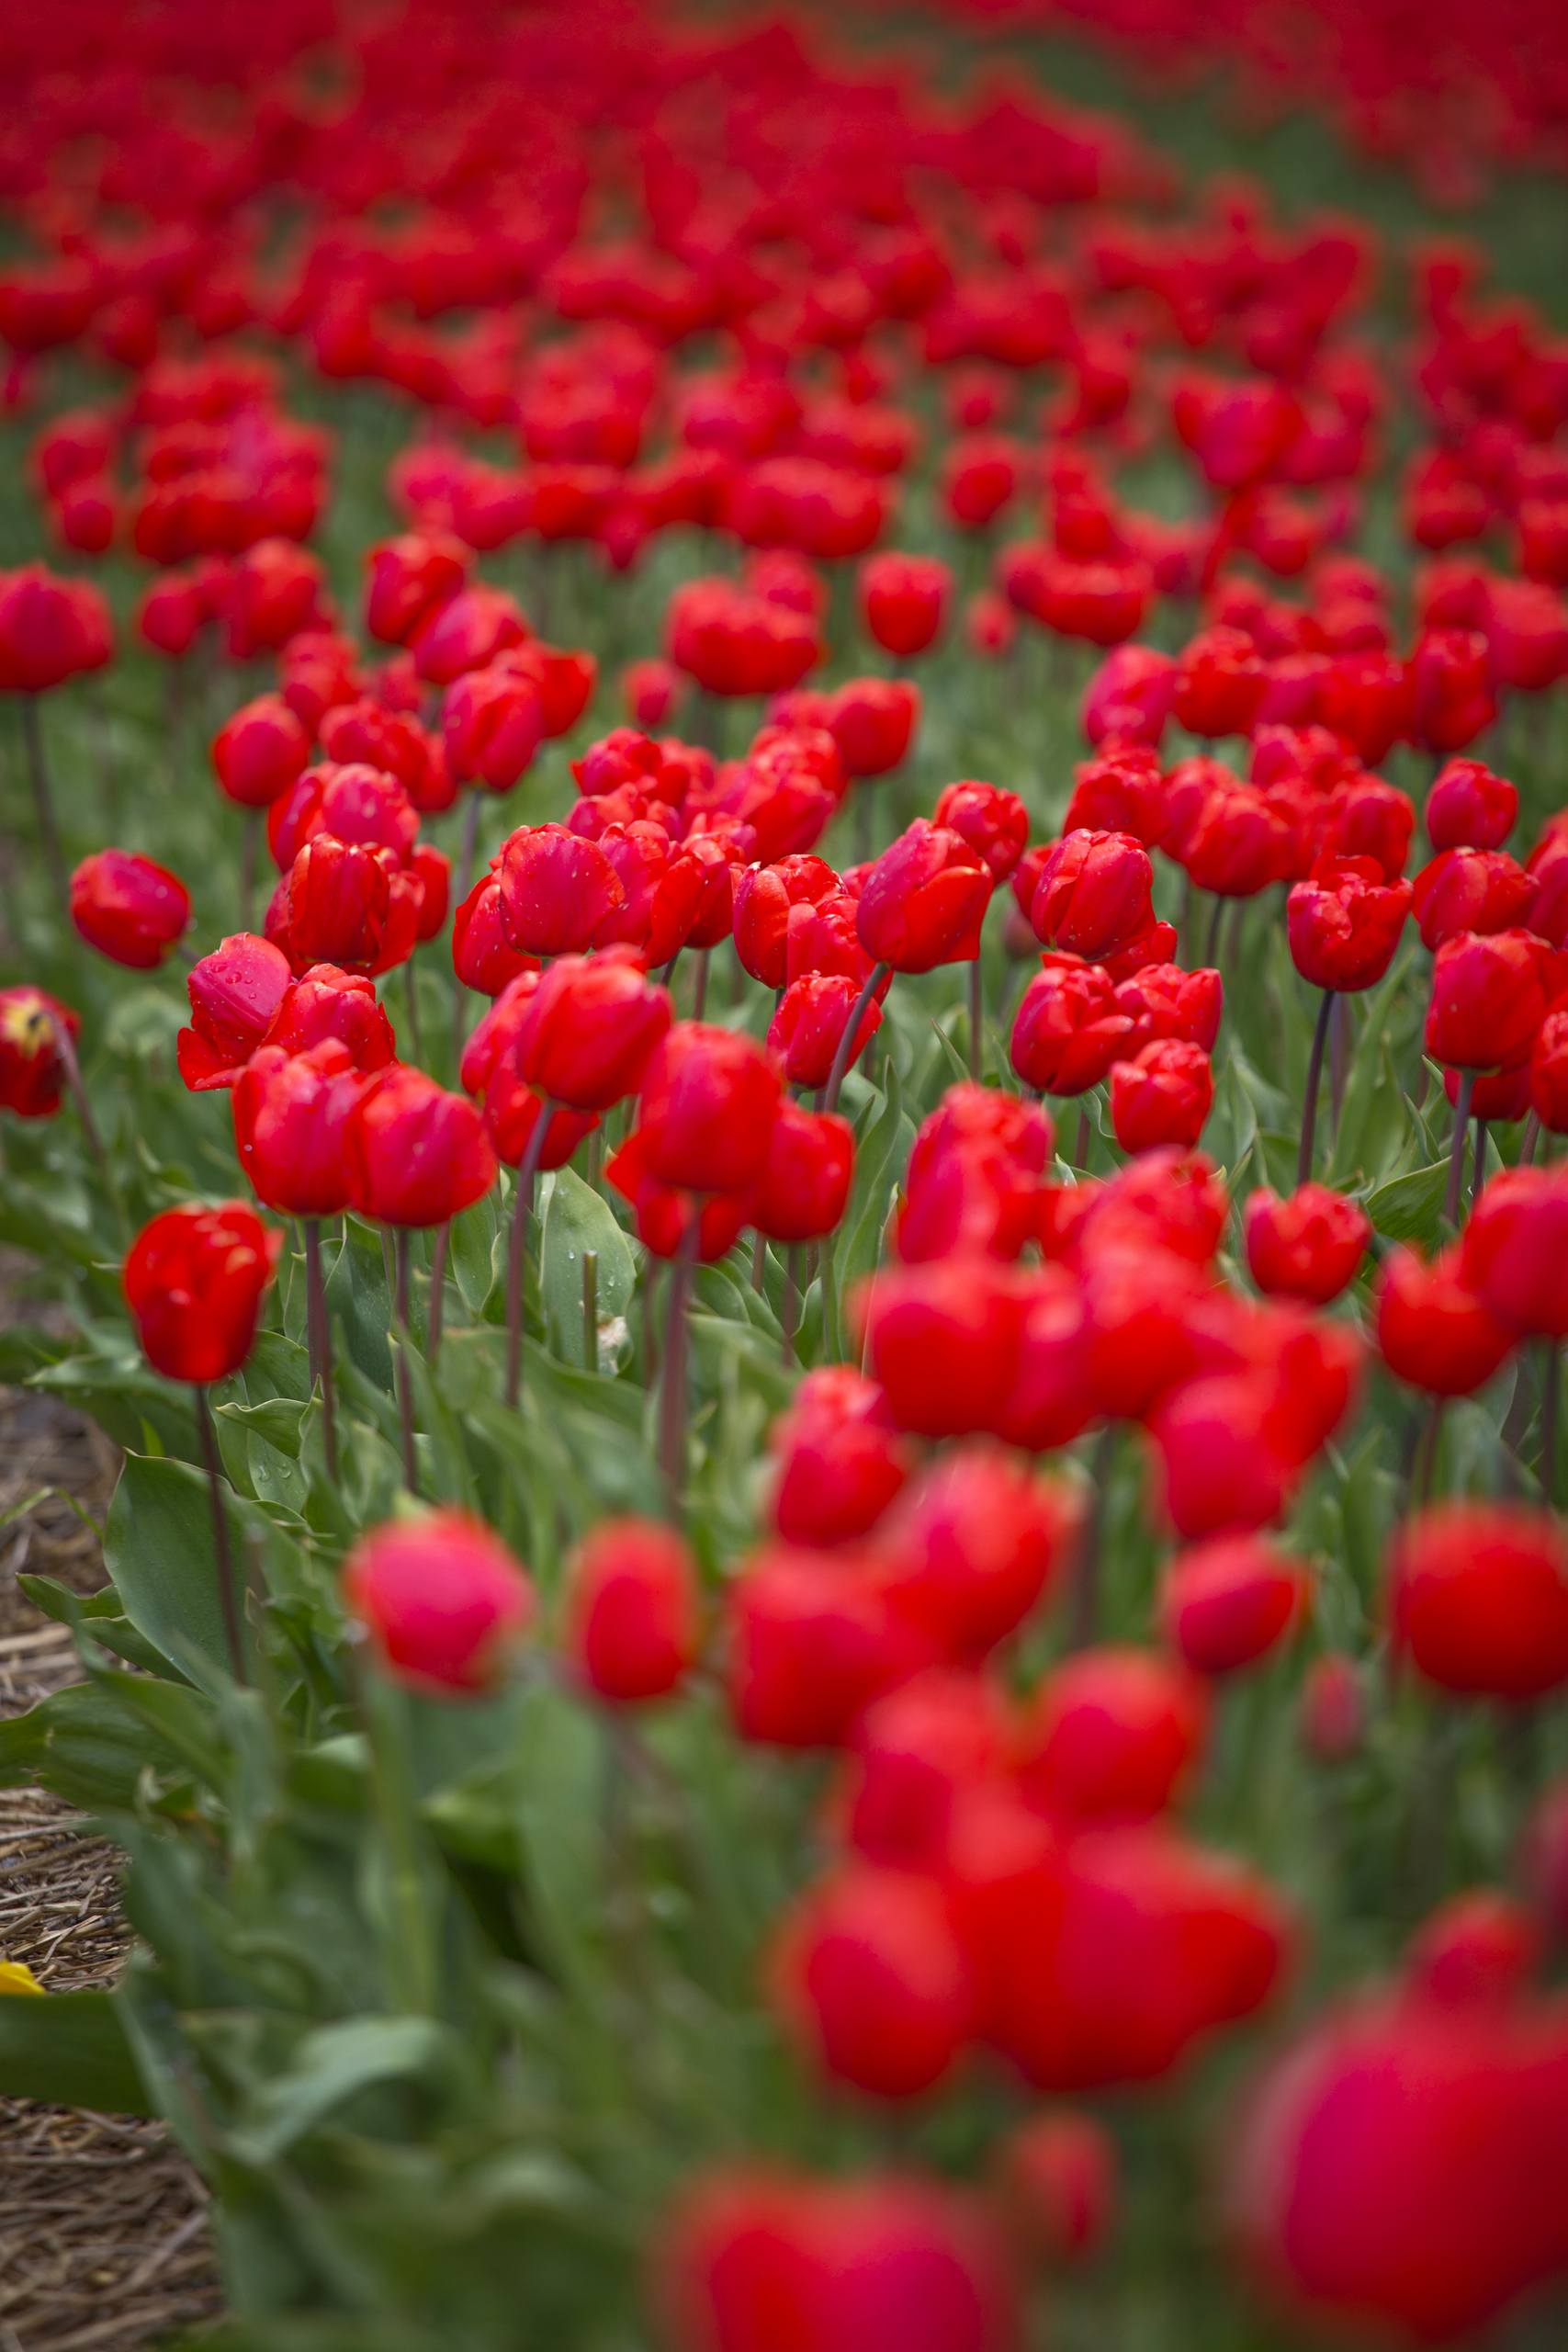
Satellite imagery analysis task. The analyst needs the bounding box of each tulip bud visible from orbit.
[996,2110,1116,2265]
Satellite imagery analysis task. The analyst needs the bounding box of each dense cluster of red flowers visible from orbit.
[5,2,1568,2346]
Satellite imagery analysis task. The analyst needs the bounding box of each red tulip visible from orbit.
[857,822,991,974]
[728,1545,932,1749]
[1110,1040,1213,1153]
[497,823,626,957]
[70,850,189,969]
[660,2169,1017,2352]
[563,1518,699,1703]
[1161,1537,1310,1677]
[177,934,293,1092]
[1389,1504,1568,1700]
[344,1511,533,1694]
[768,1367,911,1550]
[932,781,1028,883]
[1031,831,1154,961]
[123,1202,280,1384]
[0,986,80,1117]
[1244,1185,1370,1303]
[1287,856,1411,992]
[263,965,398,1070]
[1230,1995,1568,2343]
[211,694,310,809]
[1016,1648,1208,1826]
[1010,955,1131,1096]
[769,973,883,1090]
[995,2112,1116,2265]
[232,1041,364,1217]
[637,1023,782,1193]
[1425,929,1553,1070]
[860,552,951,658]
[1375,1244,1515,1395]
[508,947,671,1112]
[344,1066,497,1227]
[1427,757,1517,852]
[748,1102,854,1244]
[1461,1166,1568,1337]
[842,1670,1012,1870]
[771,1866,972,2098]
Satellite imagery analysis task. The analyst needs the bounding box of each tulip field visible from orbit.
[6,2,1568,2346]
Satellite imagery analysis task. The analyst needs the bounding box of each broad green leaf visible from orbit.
[0,1677,203,1809]
[1366,1160,1450,1247]
[227,2016,457,2164]
[541,1168,636,1370]
[448,1193,502,1318]
[0,1989,152,2115]
[105,1452,250,1691]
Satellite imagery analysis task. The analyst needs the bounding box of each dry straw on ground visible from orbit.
[0,1330,221,2351]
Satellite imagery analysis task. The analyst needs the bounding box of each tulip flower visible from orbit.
[496,822,626,957]
[211,693,310,809]
[1244,1185,1370,1303]
[1287,855,1413,1181]
[770,1865,972,2098]
[123,1203,282,1679]
[1110,1039,1213,1154]
[661,2169,1017,2352]
[562,1519,699,1704]
[69,849,190,969]
[1231,1995,1568,2343]
[344,1511,534,1695]
[1389,1503,1568,1700]
[1160,1537,1310,1676]
[859,551,951,658]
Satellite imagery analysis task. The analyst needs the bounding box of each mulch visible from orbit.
[0,1316,223,2350]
